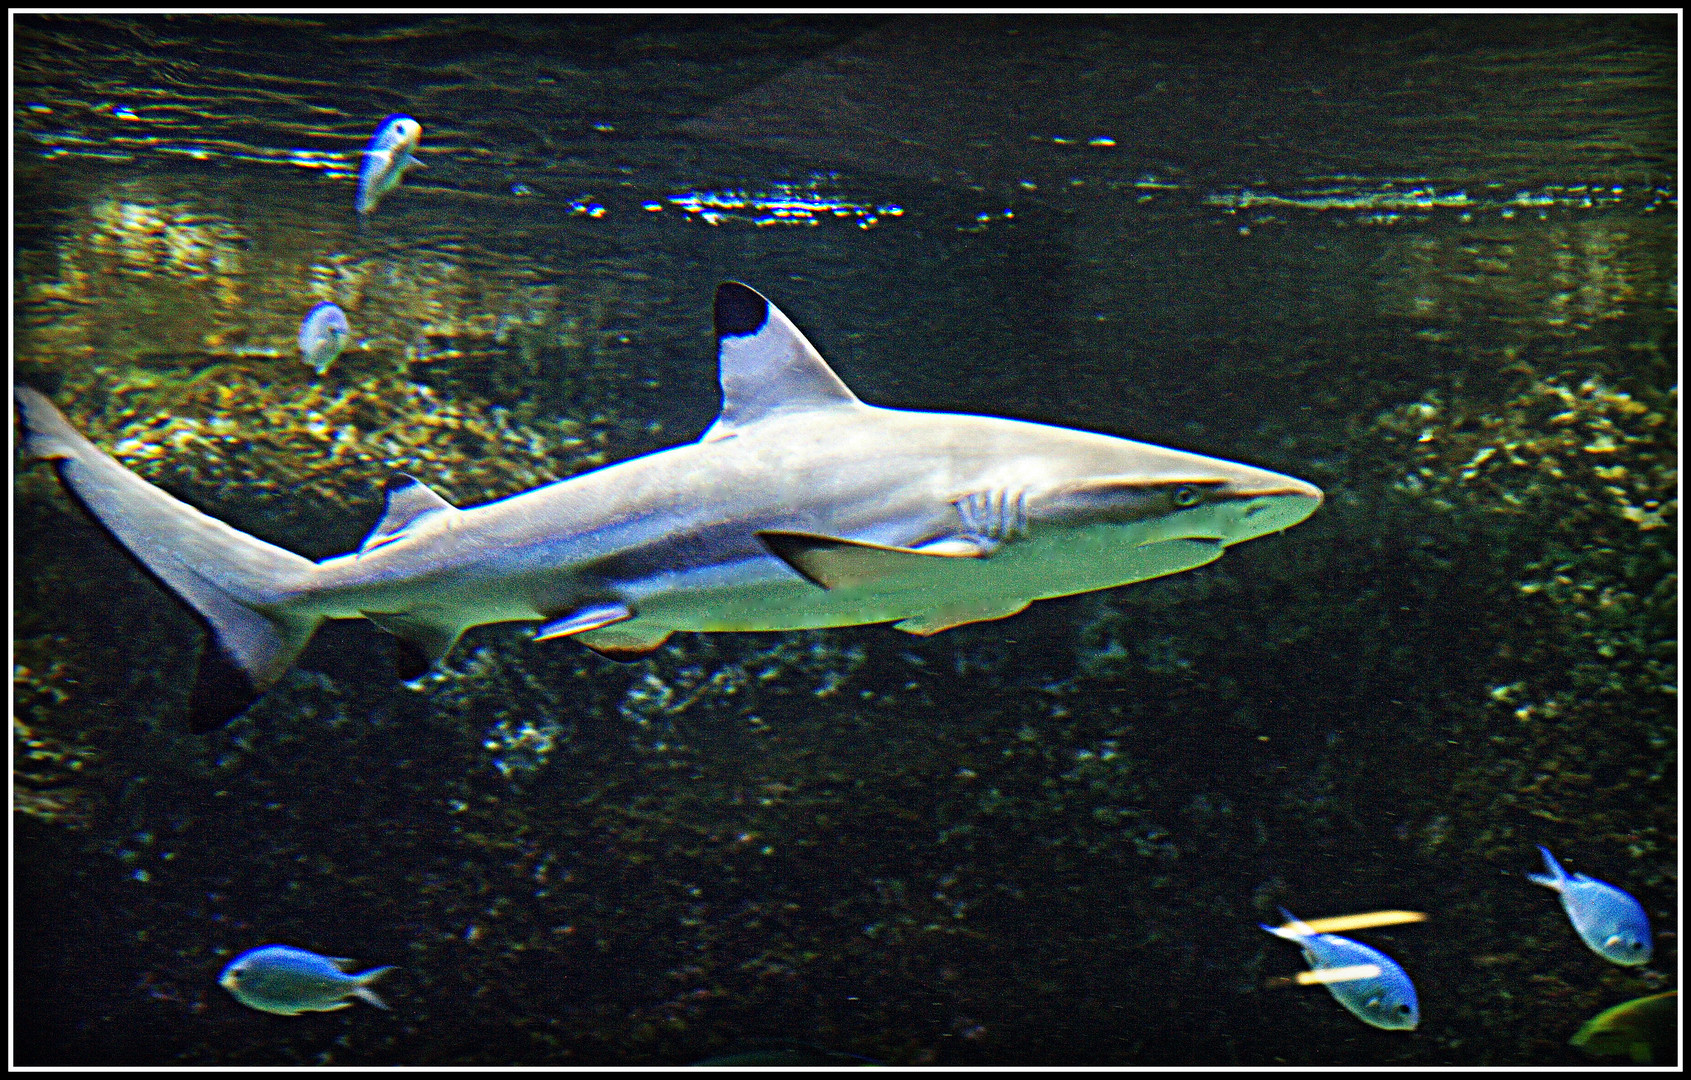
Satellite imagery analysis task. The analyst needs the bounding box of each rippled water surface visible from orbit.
[13,14,1677,1066]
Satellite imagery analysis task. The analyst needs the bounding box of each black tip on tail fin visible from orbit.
[187,643,262,733]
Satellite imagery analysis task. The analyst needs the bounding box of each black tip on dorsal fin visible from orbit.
[715,282,770,338]
[702,283,862,442]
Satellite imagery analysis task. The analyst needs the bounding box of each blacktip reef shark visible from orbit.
[14,283,1323,733]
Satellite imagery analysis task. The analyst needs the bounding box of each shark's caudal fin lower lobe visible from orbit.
[16,387,322,732]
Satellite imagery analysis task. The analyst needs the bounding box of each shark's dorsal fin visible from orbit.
[702,282,863,442]
[361,473,456,556]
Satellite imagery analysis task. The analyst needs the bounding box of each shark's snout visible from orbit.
[1226,474,1323,542]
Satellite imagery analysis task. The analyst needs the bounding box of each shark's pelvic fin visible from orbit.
[534,602,635,641]
[757,530,989,590]
[701,282,864,442]
[360,473,456,556]
[894,600,1032,636]
[361,610,464,680]
[571,622,674,662]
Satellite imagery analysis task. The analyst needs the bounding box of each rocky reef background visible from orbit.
[13,13,1677,1066]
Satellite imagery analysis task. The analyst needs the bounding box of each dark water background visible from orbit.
[12,14,1678,1066]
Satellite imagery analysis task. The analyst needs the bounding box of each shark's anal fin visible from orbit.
[757,530,989,590]
[572,622,673,662]
[894,600,1031,636]
[534,602,634,641]
[361,611,463,680]
[701,282,864,442]
[360,473,456,556]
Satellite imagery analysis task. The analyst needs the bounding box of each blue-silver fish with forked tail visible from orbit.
[356,114,423,215]
[298,301,351,375]
[12,282,1323,734]
[219,944,394,1015]
[1529,845,1653,966]
[1262,907,1419,1030]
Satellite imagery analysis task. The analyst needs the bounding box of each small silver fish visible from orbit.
[219,944,394,1016]
[356,114,423,215]
[1262,907,1419,1030]
[298,302,351,375]
[1528,845,1653,966]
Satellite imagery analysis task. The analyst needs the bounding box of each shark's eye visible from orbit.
[1396,1004,1412,1015]
[1171,485,1203,507]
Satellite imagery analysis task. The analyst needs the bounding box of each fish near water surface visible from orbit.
[1528,845,1653,966]
[219,944,394,1015]
[356,114,423,215]
[298,301,351,375]
[13,282,1324,733]
[1262,908,1419,1030]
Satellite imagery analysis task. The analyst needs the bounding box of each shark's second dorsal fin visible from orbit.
[702,282,863,442]
[360,473,456,556]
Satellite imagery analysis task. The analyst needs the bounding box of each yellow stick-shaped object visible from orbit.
[1277,910,1427,934]
[1266,963,1383,989]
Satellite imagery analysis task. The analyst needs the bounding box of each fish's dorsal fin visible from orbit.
[361,473,456,555]
[701,282,863,442]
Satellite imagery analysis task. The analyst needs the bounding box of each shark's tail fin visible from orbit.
[16,387,323,731]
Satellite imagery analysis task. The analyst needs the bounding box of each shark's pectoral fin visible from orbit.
[894,600,1031,636]
[361,610,463,680]
[571,622,673,662]
[757,530,990,590]
[534,602,634,641]
[360,473,457,556]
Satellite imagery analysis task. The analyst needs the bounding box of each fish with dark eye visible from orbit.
[356,114,423,215]
[218,944,394,1015]
[298,302,351,375]
[1261,908,1419,1030]
[1528,845,1653,966]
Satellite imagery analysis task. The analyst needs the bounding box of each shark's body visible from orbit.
[15,283,1322,731]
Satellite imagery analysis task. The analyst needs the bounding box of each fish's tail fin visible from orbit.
[1261,907,1314,940]
[1527,845,1567,891]
[16,387,324,732]
[353,966,396,1009]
